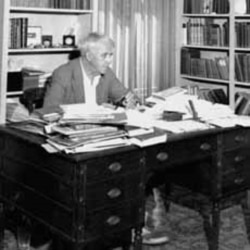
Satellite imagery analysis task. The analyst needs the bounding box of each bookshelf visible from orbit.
[175,0,250,111]
[0,0,98,124]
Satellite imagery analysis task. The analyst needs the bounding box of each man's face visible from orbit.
[87,42,114,74]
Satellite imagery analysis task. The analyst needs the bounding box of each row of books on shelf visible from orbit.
[181,48,229,80]
[10,0,90,10]
[198,88,228,104]
[235,53,250,83]
[181,49,250,83]
[235,22,250,48]
[183,0,229,14]
[181,85,228,104]
[184,19,229,47]
[9,18,28,49]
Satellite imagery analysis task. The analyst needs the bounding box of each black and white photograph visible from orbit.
[1,0,250,250]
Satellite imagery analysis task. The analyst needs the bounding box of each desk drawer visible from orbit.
[0,176,75,238]
[85,171,144,210]
[84,151,144,181]
[222,170,250,195]
[221,148,250,194]
[1,157,144,210]
[146,135,216,169]
[1,176,143,241]
[222,129,250,150]
[1,157,74,208]
[222,148,250,174]
[82,200,142,239]
[3,138,75,183]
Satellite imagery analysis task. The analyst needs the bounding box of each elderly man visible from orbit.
[43,32,138,109]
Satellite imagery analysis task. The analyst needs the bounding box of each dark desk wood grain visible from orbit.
[1,126,250,250]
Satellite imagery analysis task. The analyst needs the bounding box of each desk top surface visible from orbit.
[0,124,243,161]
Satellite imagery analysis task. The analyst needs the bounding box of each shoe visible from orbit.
[141,227,169,245]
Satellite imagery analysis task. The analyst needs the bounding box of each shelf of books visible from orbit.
[176,0,250,113]
[10,0,91,10]
[8,1,96,89]
[0,0,98,123]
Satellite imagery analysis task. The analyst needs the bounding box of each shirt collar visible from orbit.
[81,57,100,80]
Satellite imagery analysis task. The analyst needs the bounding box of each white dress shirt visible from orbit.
[80,59,100,106]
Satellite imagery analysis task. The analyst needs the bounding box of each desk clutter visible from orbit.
[6,86,250,155]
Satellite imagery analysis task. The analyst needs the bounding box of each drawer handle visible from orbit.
[200,143,211,151]
[234,155,244,163]
[234,177,244,185]
[235,135,244,143]
[108,162,122,172]
[156,152,168,162]
[107,188,122,199]
[106,216,120,226]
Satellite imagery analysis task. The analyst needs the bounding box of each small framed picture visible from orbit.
[27,26,42,47]
[63,35,75,47]
[42,35,53,48]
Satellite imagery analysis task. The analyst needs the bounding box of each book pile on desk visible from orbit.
[47,123,128,152]
[45,123,168,153]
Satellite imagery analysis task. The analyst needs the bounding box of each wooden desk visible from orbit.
[0,127,146,250]
[1,126,250,250]
[146,126,250,250]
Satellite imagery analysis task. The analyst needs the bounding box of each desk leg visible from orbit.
[242,190,250,242]
[0,203,4,250]
[201,202,220,250]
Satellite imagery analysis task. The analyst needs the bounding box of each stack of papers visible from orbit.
[46,123,127,152]
[60,103,127,124]
[153,119,214,133]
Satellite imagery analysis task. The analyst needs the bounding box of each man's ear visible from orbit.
[86,51,92,61]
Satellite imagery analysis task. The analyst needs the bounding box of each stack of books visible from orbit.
[11,0,91,9]
[128,128,167,148]
[9,17,28,49]
[48,123,126,150]
[21,67,52,91]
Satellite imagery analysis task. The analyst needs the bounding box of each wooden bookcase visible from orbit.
[175,0,250,111]
[0,0,98,124]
